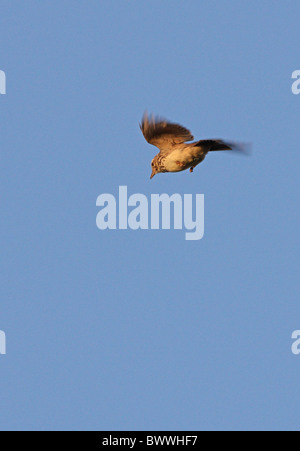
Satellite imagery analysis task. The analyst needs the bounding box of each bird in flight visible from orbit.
[140,112,247,179]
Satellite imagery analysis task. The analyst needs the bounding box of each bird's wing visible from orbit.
[140,113,194,154]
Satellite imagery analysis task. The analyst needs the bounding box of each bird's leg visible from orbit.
[175,161,185,167]
[190,167,194,173]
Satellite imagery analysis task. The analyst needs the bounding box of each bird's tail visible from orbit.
[194,139,232,151]
[194,139,250,154]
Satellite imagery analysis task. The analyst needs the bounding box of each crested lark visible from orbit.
[140,112,247,179]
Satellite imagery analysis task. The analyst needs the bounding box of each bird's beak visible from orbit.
[150,170,155,179]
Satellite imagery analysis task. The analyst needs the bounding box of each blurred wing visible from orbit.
[140,112,194,154]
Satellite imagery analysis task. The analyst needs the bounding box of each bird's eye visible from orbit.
[151,162,154,167]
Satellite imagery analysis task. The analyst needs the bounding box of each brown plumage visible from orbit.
[140,112,247,179]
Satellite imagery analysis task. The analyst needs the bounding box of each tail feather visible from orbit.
[209,142,232,151]
[195,139,250,154]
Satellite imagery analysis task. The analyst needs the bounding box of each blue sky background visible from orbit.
[1,1,300,431]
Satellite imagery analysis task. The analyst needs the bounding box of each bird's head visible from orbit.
[150,156,160,179]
